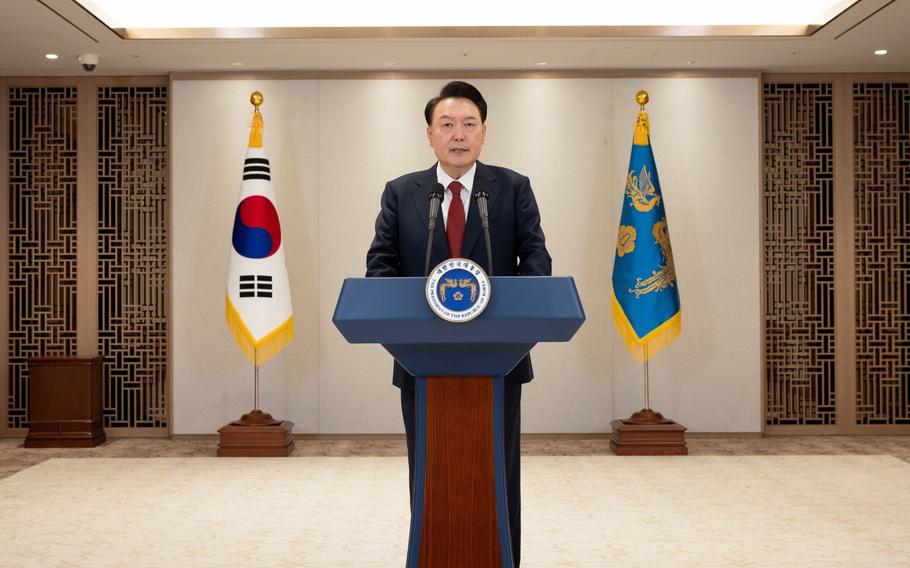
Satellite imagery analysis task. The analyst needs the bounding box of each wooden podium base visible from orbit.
[409,375,511,567]
[217,410,295,457]
[610,408,687,456]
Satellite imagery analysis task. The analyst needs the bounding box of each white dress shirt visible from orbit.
[437,162,475,228]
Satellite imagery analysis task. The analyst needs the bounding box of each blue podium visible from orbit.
[333,276,585,568]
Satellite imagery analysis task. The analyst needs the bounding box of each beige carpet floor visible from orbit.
[1,455,909,567]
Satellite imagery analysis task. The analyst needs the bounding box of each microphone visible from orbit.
[424,182,445,276]
[472,184,493,276]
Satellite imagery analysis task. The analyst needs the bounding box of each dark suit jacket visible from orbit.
[366,161,552,390]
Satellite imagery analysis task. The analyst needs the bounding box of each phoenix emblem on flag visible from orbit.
[630,219,677,298]
[625,165,661,213]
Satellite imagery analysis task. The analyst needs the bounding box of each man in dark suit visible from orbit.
[366,81,551,566]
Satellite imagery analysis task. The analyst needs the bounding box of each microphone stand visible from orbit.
[474,189,493,276]
[424,183,444,276]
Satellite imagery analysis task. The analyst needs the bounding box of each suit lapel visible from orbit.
[462,161,499,260]
[410,165,450,261]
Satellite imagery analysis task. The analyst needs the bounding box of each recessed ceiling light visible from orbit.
[383,61,396,66]
[874,49,888,55]
[231,61,244,66]
[687,59,697,64]
[45,53,59,60]
[535,61,548,66]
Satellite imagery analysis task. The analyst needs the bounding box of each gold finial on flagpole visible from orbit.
[250,91,264,112]
[636,90,649,111]
[248,91,264,148]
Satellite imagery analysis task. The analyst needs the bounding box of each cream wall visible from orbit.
[172,76,760,434]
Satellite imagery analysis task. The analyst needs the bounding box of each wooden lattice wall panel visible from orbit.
[97,86,169,428]
[6,87,79,429]
[853,82,910,426]
[763,83,837,425]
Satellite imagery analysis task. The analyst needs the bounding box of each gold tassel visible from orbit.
[611,292,681,363]
[633,111,650,146]
[248,112,263,149]
[226,295,294,365]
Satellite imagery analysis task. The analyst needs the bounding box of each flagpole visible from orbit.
[627,345,665,423]
[235,347,277,425]
[229,91,280,428]
[219,90,294,456]
[625,91,663,426]
[254,350,260,412]
[643,345,649,410]
[610,90,686,454]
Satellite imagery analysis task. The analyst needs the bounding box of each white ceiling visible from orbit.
[1,0,908,76]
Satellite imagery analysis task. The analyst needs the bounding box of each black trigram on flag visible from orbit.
[239,275,273,298]
[243,157,271,181]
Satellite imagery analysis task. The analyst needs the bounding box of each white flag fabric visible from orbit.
[225,111,293,364]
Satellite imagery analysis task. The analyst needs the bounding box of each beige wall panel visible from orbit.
[171,80,320,434]
[317,79,435,433]
[610,78,762,432]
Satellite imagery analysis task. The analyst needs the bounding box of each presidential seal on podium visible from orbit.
[426,258,491,322]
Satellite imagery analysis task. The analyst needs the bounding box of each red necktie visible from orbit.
[446,181,465,258]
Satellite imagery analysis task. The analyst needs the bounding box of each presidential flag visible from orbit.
[226,104,293,365]
[612,93,681,363]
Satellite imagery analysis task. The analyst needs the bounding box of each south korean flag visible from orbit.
[225,107,293,365]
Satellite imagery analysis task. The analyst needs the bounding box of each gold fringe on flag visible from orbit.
[226,295,294,365]
[611,291,681,364]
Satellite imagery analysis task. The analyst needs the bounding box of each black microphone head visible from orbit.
[471,181,490,200]
[427,182,444,201]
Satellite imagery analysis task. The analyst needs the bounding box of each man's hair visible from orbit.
[424,81,488,125]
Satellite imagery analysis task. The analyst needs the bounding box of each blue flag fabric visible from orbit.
[611,108,681,363]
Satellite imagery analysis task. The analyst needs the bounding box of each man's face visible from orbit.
[427,97,486,179]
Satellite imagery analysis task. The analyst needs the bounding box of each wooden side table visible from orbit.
[25,356,106,448]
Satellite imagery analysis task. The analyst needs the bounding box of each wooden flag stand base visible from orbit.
[217,354,294,457]
[612,344,687,456]
[610,408,687,456]
[217,409,295,457]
